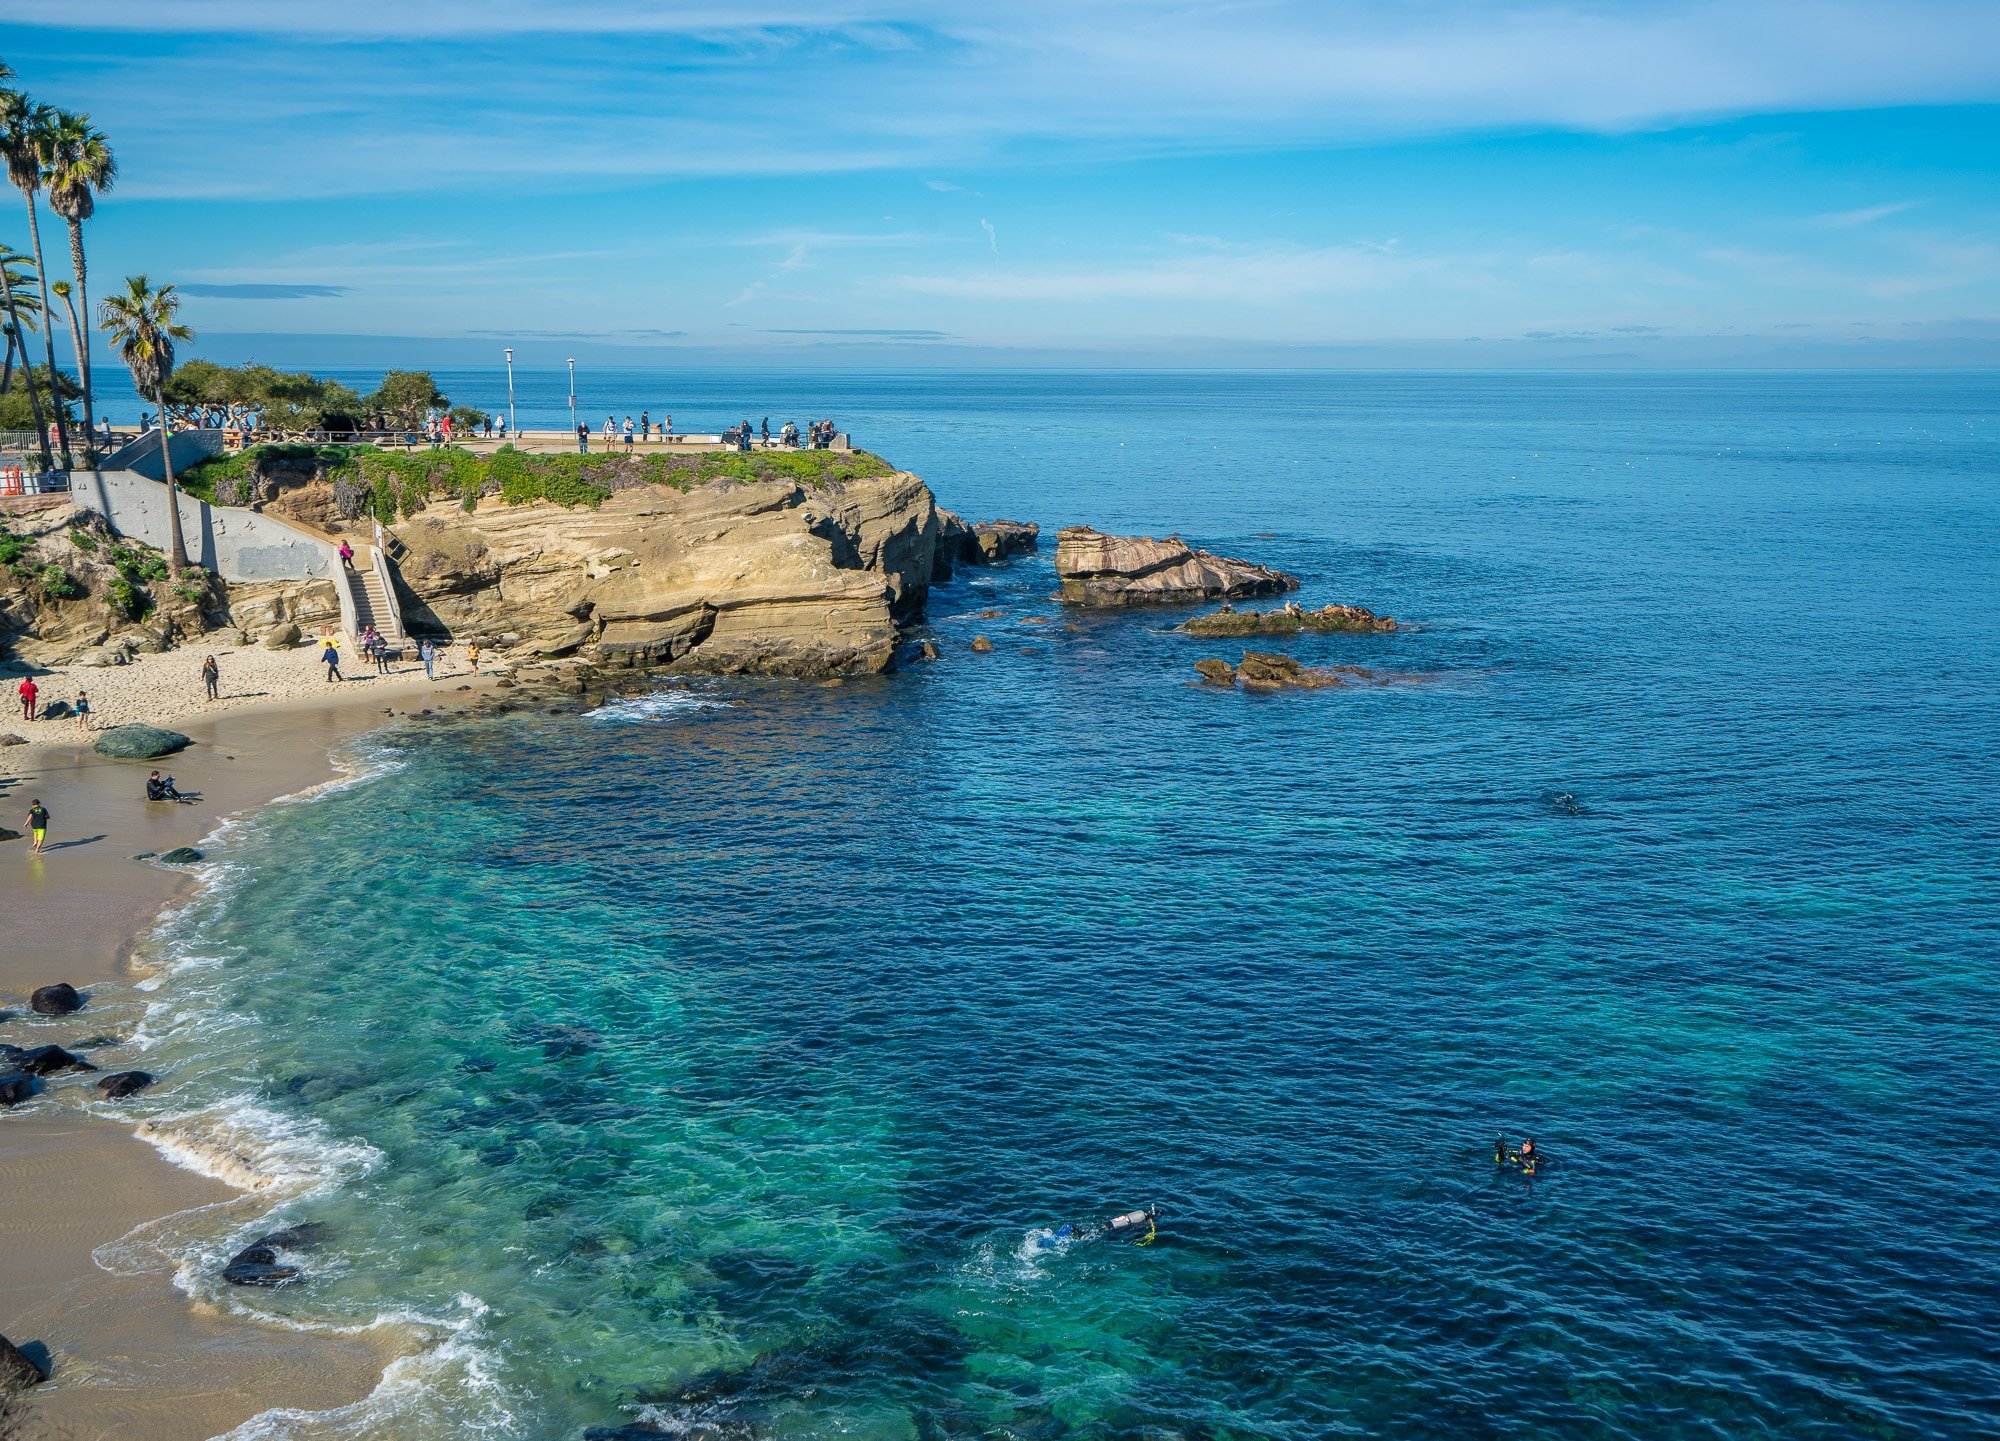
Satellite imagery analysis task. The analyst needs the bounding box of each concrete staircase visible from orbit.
[343,545,406,646]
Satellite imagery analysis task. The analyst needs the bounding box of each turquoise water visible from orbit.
[121,373,1999,1439]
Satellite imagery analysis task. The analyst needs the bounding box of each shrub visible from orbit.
[68,526,97,551]
[0,527,26,566]
[39,563,82,600]
[109,574,151,619]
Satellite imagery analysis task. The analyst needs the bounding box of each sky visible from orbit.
[7,1,2000,368]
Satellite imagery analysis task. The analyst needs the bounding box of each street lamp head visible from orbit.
[505,347,513,361]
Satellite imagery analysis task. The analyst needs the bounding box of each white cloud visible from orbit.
[1807,201,1921,228]
[979,218,996,254]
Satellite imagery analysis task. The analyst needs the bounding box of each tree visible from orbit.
[51,277,87,440]
[0,360,79,432]
[0,87,71,468]
[99,274,195,572]
[367,370,448,429]
[42,108,113,463]
[0,243,47,456]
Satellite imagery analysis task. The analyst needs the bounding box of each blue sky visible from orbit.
[8,1,2000,367]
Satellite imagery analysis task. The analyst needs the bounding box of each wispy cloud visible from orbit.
[761,327,951,339]
[1807,201,1921,228]
[979,218,997,255]
[178,282,350,299]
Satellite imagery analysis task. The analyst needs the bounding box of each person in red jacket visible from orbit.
[16,675,36,721]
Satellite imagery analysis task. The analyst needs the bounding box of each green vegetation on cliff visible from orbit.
[180,443,898,522]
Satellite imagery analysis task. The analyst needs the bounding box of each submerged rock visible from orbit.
[1193,658,1238,686]
[0,1072,36,1107]
[93,724,193,759]
[97,1070,156,1099]
[1180,602,1397,636]
[30,982,82,1015]
[221,1225,328,1287]
[1055,526,1296,606]
[2,1044,96,1076]
[0,1332,48,1392]
[157,847,204,865]
[1195,651,1429,693]
[969,635,994,653]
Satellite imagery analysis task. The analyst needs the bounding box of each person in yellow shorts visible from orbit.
[25,798,49,854]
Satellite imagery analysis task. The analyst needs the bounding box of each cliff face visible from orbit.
[391,471,954,676]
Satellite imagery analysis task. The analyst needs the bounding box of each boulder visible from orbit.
[1236,652,1340,690]
[1054,527,1297,606]
[1193,658,1238,686]
[970,635,994,653]
[97,1070,156,1099]
[0,1332,48,1392]
[38,699,72,719]
[222,1222,329,1286]
[972,518,1040,562]
[1180,602,1397,637]
[72,646,121,668]
[5,1044,96,1076]
[158,847,205,865]
[0,1072,36,1108]
[0,732,25,746]
[918,641,940,661]
[93,724,193,759]
[30,982,83,1015]
[264,621,303,649]
[0,827,19,843]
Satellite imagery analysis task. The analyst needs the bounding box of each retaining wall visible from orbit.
[68,469,338,584]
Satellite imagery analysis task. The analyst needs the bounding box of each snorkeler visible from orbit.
[1494,1135,1544,1176]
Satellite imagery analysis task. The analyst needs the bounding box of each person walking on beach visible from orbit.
[202,654,220,701]
[321,635,343,683]
[24,798,49,855]
[373,631,392,675]
[419,637,436,680]
[74,688,91,733]
[16,675,37,722]
[467,640,481,675]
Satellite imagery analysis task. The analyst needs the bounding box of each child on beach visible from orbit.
[25,798,48,854]
[74,689,91,732]
[467,641,481,674]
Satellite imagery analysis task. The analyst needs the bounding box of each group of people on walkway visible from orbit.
[722,417,840,451]
[576,412,678,451]
[316,632,476,683]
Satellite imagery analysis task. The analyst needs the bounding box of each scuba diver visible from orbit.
[1494,1134,1544,1177]
[1025,1205,1161,1253]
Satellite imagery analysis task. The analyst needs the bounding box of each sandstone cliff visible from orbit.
[1054,526,1297,606]
[390,471,957,676]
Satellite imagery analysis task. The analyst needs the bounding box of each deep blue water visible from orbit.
[119,372,1999,1440]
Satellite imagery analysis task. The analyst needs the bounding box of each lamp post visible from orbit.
[504,347,517,442]
[567,357,577,437]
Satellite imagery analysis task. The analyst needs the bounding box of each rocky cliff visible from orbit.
[391,470,962,676]
[1054,526,1297,606]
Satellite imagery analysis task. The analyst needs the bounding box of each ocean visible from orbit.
[109,371,1999,1439]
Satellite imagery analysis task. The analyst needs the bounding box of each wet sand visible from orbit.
[0,680,487,1439]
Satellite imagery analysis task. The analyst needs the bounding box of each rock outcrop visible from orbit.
[392,473,967,677]
[0,1073,35,1108]
[98,1070,156,1099]
[1055,527,1297,606]
[0,1044,95,1076]
[1181,602,1396,636]
[1195,651,1428,692]
[0,1332,48,1392]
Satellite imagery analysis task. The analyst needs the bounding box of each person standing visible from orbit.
[321,635,343,683]
[419,637,436,680]
[603,415,616,449]
[374,632,392,675]
[640,410,650,443]
[16,675,36,722]
[467,640,481,675]
[761,416,770,446]
[577,421,589,453]
[24,798,49,855]
[74,689,91,733]
[623,416,635,450]
[202,654,220,700]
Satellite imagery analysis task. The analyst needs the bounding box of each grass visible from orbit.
[178,442,901,521]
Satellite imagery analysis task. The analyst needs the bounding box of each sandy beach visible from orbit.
[0,669,504,1439]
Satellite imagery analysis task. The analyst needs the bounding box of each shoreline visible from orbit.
[1,672,506,1439]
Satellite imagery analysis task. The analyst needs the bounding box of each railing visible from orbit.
[368,543,407,643]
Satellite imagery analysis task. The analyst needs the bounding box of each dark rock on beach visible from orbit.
[0,732,25,746]
[157,847,205,865]
[0,1072,37,1107]
[0,1332,49,1392]
[93,724,193,759]
[30,982,83,1015]
[1054,526,1297,606]
[1180,602,1398,636]
[2,1044,96,1076]
[97,1070,156,1099]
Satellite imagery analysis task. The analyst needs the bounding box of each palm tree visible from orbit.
[43,109,112,462]
[0,87,71,467]
[99,274,194,572]
[52,278,87,445]
[0,241,49,457]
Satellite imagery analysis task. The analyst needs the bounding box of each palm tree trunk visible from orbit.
[54,287,93,464]
[65,219,95,462]
[153,382,189,573]
[0,275,49,468]
[1,324,13,392]
[21,196,71,468]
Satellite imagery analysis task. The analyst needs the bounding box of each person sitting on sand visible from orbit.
[144,770,187,803]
